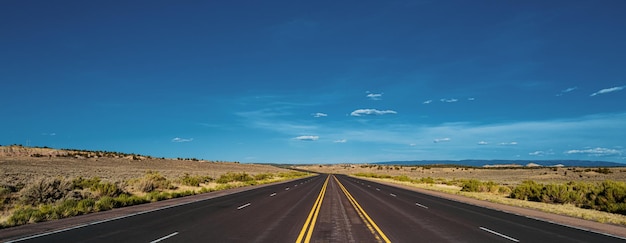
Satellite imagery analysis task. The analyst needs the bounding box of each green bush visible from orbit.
[216,172,254,184]
[254,173,274,181]
[180,173,213,187]
[510,180,626,215]
[6,206,40,226]
[114,194,148,206]
[95,196,118,211]
[72,177,101,190]
[76,198,96,213]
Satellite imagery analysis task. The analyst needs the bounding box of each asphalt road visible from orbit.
[4,174,625,242]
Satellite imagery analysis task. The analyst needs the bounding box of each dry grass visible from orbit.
[299,164,626,185]
[0,156,290,188]
[0,150,306,226]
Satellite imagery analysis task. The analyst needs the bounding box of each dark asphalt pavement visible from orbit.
[3,174,625,243]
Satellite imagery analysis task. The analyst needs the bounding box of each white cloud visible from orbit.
[499,142,518,146]
[440,98,458,103]
[172,137,193,143]
[41,132,56,136]
[477,141,489,145]
[433,138,451,143]
[313,112,328,118]
[467,98,475,101]
[366,93,383,100]
[350,109,397,116]
[565,147,622,157]
[557,87,578,96]
[294,135,319,141]
[423,100,433,104]
[409,143,417,146]
[590,85,625,96]
[333,139,347,143]
[529,150,553,156]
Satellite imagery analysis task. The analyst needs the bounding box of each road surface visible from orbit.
[3,174,625,242]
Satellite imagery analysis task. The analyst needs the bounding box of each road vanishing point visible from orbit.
[1,174,625,242]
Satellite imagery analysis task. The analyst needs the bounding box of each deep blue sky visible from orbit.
[2,1,625,163]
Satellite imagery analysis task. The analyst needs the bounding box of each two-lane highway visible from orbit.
[3,174,625,242]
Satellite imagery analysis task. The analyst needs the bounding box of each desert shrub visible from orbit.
[146,191,170,202]
[180,173,213,187]
[353,173,392,179]
[510,180,543,201]
[216,172,254,184]
[95,196,118,211]
[20,178,72,205]
[509,180,626,215]
[419,177,435,184]
[590,180,626,214]
[254,173,274,181]
[393,175,413,182]
[5,206,41,226]
[76,198,96,213]
[72,177,101,190]
[131,171,173,193]
[91,182,123,198]
[114,194,148,206]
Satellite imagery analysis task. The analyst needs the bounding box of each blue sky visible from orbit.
[2,1,625,163]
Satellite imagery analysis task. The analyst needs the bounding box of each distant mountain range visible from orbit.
[374,160,626,167]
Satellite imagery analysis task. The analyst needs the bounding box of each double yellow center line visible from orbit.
[295,175,390,243]
[334,176,391,243]
[296,175,330,243]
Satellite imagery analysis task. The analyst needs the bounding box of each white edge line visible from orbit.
[480,227,519,242]
[415,202,429,209]
[150,232,179,243]
[270,193,277,197]
[237,203,251,210]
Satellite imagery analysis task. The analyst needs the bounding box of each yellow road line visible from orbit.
[334,175,391,243]
[296,175,330,243]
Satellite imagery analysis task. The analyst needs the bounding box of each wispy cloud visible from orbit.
[499,142,518,146]
[440,98,458,103]
[41,132,56,136]
[467,98,475,101]
[477,141,489,145]
[565,147,622,156]
[433,138,451,143]
[313,112,328,118]
[423,100,433,104]
[350,109,397,116]
[557,87,578,96]
[590,85,625,96]
[529,150,553,156]
[366,92,383,100]
[333,139,347,143]
[294,135,319,141]
[172,137,193,143]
